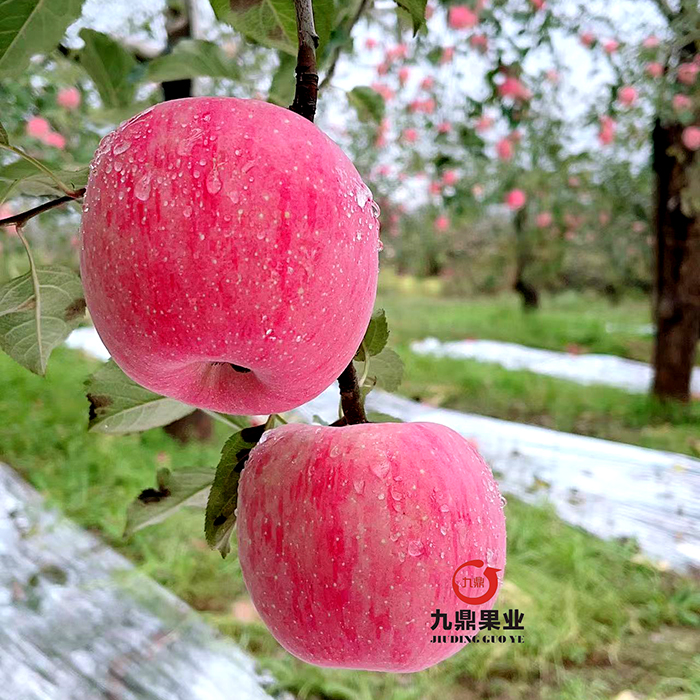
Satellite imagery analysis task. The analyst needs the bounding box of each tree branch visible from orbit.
[289,0,319,122]
[337,361,368,424]
[0,190,84,228]
[650,0,676,22]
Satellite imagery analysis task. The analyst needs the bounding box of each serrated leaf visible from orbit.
[85,360,196,433]
[393,0,427,34]
[205,424,265,558]
[268,51,296,106]
[211,0,333,56]
[210,0,298,54]
[355,308,389,361]
[0,161,88,203]
[347,86,385,124]
[147,40,241,82]
[124,467,215,537]
[0,120,8,146]
[0,0,86,78]
[0,265,85,375]
[366,347,403,392]
[367,411,403,423]
[78,29,138,109]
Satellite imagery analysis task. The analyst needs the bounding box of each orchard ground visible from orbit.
[0,279,698,700]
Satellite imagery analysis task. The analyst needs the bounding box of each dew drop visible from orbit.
[353,479,365,495]
[206,169,222,194]
[134,175,151,201]
[440,504,450,513]
[113,141,131,155]
[407,540,424,557]
[330,445,341,458]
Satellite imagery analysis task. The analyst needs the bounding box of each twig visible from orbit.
[289,0,319,122]
[0,190,84,228]
[337,361,368,424]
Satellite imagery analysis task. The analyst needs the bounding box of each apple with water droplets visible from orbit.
[80,97,380,414]
[237,421,507,672]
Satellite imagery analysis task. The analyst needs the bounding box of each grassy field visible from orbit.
[0,286,698,699]
[377,285,700,458]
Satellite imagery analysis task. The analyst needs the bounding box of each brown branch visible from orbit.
[289,0,319,122]
[0,190,84,228]
[337,361,368,424]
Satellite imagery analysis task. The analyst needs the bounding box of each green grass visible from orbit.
[0,347,698,700]
[378,282,655,362]
[376,285,700,457]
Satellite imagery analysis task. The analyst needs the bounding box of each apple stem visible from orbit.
[0,189,85,228]
[289,0,319,123]
[337,361,368,424]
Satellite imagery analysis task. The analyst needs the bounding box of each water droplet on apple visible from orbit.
[206,170,222,194]
[353,479,365,494]
[113,141,131,155]
[183,206,192,218]
[407,540,424,557]
[440,504,450,513]
[134,175,151,201]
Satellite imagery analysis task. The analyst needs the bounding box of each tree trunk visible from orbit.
[651,119,700,402]
[513,207,540,310]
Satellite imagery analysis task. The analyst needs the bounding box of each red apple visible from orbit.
[26,116,50,139]
[57,87,81,110]
[448,6,479,30]
[237,422,507,672]
[80,97,380,414]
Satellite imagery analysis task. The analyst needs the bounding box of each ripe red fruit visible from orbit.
[505,189,526,210]
[598,115,616,145]
[682,126,700,151]
[26,116,50,139]
[678,62,699,86]
[618,85,638,106]
[646,62,663,78]
[80,97,379,414]
[448,6,479,30]
[434,214,450,231]
[57,87,81,110]
[496,137,514,161]
[237,422,507,672]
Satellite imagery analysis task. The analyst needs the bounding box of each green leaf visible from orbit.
[85,360,196,433]
[0,0,86,78]
[210,0,298,55]
[393,0,427,34]
[366,347,403,392]
[205,424,265,558]
[147,40,241,82]
[312,413,329,426]
[347,86,385,125]
[268,51,296,106]
[0,161,88,203]
[124,467,215,537]
[354,308,389,361]
[77,29,138,109]
[0,120,8,146]
[211,0,333,55]
[0,265,85,375]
